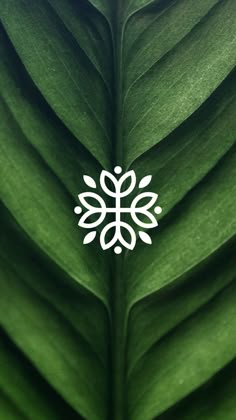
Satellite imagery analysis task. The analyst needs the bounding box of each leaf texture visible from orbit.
[0,0,235,419]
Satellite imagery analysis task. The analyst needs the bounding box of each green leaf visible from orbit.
[128,280,236,420]
[123,0,236,165]
[158,359,236,420]
[0,1,235,419]
[0,330,78,419]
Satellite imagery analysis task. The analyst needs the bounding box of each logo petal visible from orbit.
[100,170,118,197]
[118,222,136,250]
[139,175,152,189]
[78,210,106,229]
[118,170,136,197]
[139,231,152,244]
[131,192,158,211]
[100,221,118,250]
[83,231,96,244]
[83,175,96,189]
[79,192,106,211]
[132,211,158,229]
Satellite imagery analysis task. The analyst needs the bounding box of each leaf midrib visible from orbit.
[110,1,129,418]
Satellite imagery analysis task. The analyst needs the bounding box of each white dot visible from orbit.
[74,206,82,214]
[154,206,162,214]
[114,246,122,254]
[114,166,122,174]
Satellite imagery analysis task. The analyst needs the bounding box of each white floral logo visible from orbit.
[74,166,162,254]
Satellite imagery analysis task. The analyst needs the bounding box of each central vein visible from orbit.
[111,0,127,419]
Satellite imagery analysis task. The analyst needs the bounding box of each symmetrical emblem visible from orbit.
[74,166,162,254]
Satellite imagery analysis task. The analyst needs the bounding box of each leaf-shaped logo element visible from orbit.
[130,192,158,228]
[132,192,158,210]
[139,231,152,244]
[139,175,152,189]
[78,192,106,228]
[100,221,118,250]
[118,222,136,250]
[79,192,106,211]
[100,170,118,197]
[83,175,96,189]
[100,169,136,198]
[100,221,136,250]
[118,170,136,197]
[83,231,96,244]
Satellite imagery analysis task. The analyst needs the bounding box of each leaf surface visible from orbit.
[0,0,235,419]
